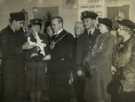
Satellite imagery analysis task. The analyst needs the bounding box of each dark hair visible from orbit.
[81,11,98,20]
[51,16,63,24]
[9,11,25,22]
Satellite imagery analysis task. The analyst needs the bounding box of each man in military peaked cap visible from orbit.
[80,10,100,51]
[80,10,101,102]
[0,11,26,102]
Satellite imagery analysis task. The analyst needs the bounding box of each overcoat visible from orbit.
[47,29,75,102]
[0,26,26,102]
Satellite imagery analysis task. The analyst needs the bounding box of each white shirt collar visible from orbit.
[54,29,63,35]
[88,28,96,35]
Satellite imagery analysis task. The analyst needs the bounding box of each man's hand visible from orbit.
[22,42,35,50]
[42,54,51,61]
[77,70,84,77]
[30,53,38,58]
[50,41,56,50]
[111,65,117,75]
[68,72,74,85]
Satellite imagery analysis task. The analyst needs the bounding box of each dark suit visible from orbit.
[75,28,100,72]
[48,29,75,102]
[75,28,100,102]
[0,26,26,102]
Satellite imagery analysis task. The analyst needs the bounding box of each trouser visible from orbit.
[74,76,86,102]
[49,75,74,102]
[3,59,25,102]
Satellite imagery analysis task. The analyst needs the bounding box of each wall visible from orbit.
[130,0,135,22]
[106,0,135,21]
[0,0,78,33]
[0,0,135,33]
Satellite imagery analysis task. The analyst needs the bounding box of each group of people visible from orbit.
[0,9,135,102]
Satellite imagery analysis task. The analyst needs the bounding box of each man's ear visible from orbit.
[10,20,17,32]
[11,20,16,25]
[60,23,63,29]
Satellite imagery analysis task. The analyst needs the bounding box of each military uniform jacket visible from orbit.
[75,28,100,76]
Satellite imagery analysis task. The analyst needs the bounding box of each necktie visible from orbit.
[88,31,92,40]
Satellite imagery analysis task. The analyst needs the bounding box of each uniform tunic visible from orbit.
[0,26,26,102]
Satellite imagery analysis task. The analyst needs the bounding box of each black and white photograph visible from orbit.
[0,0,135,102]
